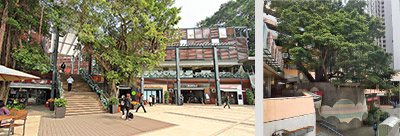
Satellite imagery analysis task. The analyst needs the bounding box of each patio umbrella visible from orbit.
[0,65,40,81]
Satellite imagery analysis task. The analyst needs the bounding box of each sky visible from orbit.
[173,0,231,28]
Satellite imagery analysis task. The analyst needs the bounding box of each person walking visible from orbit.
[123,94,132,121]
[224,95,231,109]
[67,75,74,92]
[180,94,184,105]
[152,95,156,106]
[120,95,126,119]
[61,62,66,73]
[136,94,147,113]
[148,95,153,106]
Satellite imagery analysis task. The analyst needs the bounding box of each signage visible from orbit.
[187,29,195,39]
[131,91,136,96]
[176,83,209,88]
[144,84,165,88]
[219,28,227,38]
[220,84,241,89]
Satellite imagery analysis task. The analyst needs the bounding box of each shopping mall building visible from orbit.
[43,26,254,105]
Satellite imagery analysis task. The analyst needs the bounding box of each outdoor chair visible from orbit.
[2,110,28,136]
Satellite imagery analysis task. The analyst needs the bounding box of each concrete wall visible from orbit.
[298,83,368,131]
[264,96,315,122]
[264,113,316,136]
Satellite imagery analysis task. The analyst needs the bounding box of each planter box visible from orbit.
[110,105,118,114]
[49,102,55,111]
[55,107,66,118]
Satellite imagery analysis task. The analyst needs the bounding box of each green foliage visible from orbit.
[6,104,26,110]
[62,0,181,96]
[54,98,68,107]
[271,0,394,87]
[197,0,255,55]
[363,105,390,125]
[12,45,51,73]
[109,97,119,105]
[164,91,170,101]
[246,91,254,104]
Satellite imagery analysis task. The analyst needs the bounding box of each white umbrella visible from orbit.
[0,65,40,81]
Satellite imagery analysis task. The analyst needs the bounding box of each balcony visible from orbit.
[143,71,250,79]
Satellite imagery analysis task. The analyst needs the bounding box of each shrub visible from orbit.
[246,91,254,104]
[363,105,391,125]
[164,91,170,102]
[54,98,68,107]
[109,97,119,105]
[6,104,26,110]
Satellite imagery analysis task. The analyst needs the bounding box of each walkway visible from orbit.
[0,104,255,136]
[134,104,255,136]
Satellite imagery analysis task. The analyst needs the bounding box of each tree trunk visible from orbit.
[296,63,315,82]
[0,0,8,59]
[38,6,44,45]
[4,25,11,67]
[111,79,117,98]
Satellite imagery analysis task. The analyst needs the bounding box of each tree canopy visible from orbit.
[197,0,255,56]
[271,0,395,89]
[63,0,181,97]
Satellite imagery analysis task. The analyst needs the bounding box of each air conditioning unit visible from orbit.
[282,53,289,59]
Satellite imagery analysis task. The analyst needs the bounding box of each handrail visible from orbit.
[79,69,109,110]
[317,120,344,136]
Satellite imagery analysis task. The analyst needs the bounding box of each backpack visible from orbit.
[128,112,134,119]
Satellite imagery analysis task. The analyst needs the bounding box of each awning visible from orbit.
[10,82,52,89]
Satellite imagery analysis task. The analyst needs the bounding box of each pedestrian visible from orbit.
[373,122,378,136]
[0,100,10,124]
[120,95,125,119]
[136,94,147,113]
[224,95,231,109]
[148,95,153,106]
[172,94,175,104]
[152,95,156,106]
[180,94,184,105]
[67,75,74,92]
[123,94,132,121]
[61,62,66,73]
[201,97,204,105]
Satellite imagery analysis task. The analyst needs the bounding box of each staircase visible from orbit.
[61,74,107,116]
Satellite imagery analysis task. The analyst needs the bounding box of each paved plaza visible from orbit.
[0,104,254,136]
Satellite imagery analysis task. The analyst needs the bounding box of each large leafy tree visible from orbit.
[197,0,255,56]
[271,0,395,89]
[65,0,181,97]
[0,0,67,101]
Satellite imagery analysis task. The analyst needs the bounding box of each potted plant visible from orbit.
[54,98,68,118]
[48,98,55,111]
[109,97,119,114]
[246,91,254,105]
[164,91,170,104]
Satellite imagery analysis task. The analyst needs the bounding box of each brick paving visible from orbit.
[38,113,175,136]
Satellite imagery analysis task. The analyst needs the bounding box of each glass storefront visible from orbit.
[143,90,162,103]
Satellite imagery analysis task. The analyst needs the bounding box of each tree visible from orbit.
[271,0,394,88]
[65,0,181,97]
[197,0,255,56]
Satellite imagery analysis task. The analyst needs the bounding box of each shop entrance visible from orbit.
[143,89,162,103]
[221,91,238,104]
[181,89,205,104]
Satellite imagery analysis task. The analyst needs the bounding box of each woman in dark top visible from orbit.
[123,94,132,121]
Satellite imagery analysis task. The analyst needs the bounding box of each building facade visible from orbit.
[367,0,400,70]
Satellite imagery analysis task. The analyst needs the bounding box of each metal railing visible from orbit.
[79,69,109,110]
[317,119,344,136]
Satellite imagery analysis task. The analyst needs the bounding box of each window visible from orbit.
[384,49,386,51]
[383,40,386,43]
[383,44,386,47]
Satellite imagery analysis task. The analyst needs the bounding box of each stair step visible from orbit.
[66,111,107,116]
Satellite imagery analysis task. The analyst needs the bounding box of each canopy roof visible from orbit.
[49,33,81,57]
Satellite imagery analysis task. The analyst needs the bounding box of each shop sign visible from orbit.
[144,84,165,88]
[187,29,195,39]
[220,84,241,89]
[179,83,209,88]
